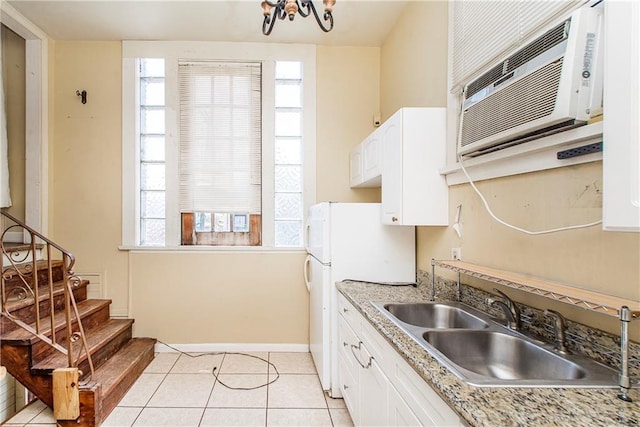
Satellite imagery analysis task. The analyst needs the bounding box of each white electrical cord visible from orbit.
[457,155,603,235]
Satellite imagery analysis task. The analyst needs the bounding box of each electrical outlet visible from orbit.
[451,248,462,260]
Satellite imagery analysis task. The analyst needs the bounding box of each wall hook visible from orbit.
[76,90,87,104]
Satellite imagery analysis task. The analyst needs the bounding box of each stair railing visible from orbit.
[1,210,94,380]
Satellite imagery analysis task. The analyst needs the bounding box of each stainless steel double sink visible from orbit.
[371,301,619,387]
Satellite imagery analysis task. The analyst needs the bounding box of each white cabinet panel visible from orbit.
[388,384,422,427]
[350,130,383,188]
[359,349,388,427]
[337,294,461,427]
[349,144,364,187]
[381,108,449,226]
[362,132,383,184]
[602,0,640,232]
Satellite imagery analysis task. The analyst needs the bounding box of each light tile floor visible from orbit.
[3,352,353,427]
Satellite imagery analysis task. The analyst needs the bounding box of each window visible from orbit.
[138,59,166,246]
[274,61,304,247]
[178,61,262,246]
[122,42,316,250]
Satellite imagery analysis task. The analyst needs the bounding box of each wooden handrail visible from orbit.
[1,210,94,380]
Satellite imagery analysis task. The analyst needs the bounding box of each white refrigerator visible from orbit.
[304,202,415,397]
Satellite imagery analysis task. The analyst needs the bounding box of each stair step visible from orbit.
[2,259,66,292]
[2,242,45,252]
[1,243,45,266]
[2,278,89,312]
[31,318,134,376]
[1,280,90,336]
[93,337,156,416]
[1,299,111,344]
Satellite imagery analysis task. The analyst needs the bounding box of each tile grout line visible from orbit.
[265,351,270,427]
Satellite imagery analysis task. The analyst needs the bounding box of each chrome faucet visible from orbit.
[544,309,571,355]
[487,288,521,331]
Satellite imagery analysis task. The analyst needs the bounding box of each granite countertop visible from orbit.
[336,280,640,427]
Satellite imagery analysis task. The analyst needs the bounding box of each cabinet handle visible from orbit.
[392,216,398,222]
[343,384,349,390]
[343,341,349,347]
[350,342,373,369]
[343,307,348,313]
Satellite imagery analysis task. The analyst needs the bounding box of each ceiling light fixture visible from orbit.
[261,0,336,36]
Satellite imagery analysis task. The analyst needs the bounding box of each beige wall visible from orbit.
[316,46,381,203]
[51,41,130,316]
[2,25,26,222]
[380,1,448,120]
[48,42,381,344]
[381,1,640,338]
[130,252,308,343]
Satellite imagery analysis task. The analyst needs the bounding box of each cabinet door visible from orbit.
[350,144,363,187]
[358,344,388,427]
[388,384,421,427]
[362,132,382,183]
[338,311,361,424]
[381,112,403,224]
[602,0,640,231]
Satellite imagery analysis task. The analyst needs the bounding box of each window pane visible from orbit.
[141,163,165,190]
[195,212,212,232]
[275,83,301,108]
[141,79,164,106]
[276,61,302,79]
[275,193,302,220]
[141,58,164,78]
[141,136,165,161]
[275,165,302,192]
[141,191,165,218]
[275,138,301,164]
[141,108,165,134]
[141,219,165,246]
[275,111,301,137]
[275,220,302,247]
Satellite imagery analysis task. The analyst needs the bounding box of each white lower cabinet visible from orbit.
[338,294,462,427]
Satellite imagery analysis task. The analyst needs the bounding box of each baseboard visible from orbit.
[153,342,310,353]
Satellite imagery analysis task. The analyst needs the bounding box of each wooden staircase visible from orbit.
[1,214,156,426]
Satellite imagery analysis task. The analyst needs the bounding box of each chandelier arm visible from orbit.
[309,4,334,32]
[276,4,288,20]
[298,0,311,18]
[262,14,278,35]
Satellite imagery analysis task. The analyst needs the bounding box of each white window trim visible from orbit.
[443,1,603,186]
[121,41,316,250]
[1,4,49,237]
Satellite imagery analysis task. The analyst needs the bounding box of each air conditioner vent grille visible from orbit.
[465,19,570,100]
[460,58,564,149]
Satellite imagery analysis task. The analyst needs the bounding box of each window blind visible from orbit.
[178,61,262,213]
[451,0,585,93]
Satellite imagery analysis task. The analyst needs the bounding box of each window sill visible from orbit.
[441,121,603,185]
[118,245,306,254]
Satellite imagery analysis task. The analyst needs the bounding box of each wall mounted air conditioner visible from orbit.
[457,6,603,157]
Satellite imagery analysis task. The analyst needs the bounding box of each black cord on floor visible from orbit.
[157,340,280,390]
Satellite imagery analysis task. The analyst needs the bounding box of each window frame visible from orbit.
[121,41,316,251]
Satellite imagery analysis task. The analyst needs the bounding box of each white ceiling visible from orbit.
[5,0,409,46]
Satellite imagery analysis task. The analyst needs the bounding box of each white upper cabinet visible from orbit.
[350,129,383,188]
[381,108,449,226]
[603,0,640,232]
[349,143,364,187]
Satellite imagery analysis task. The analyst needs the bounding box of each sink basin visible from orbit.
[380,302,489,329]
[423,330,586,380]
[371,299,619,387]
